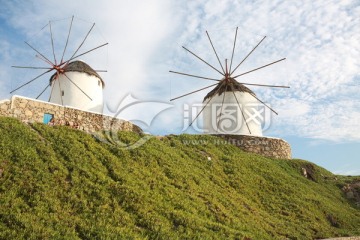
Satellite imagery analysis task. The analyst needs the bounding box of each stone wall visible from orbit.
[0,96,292,158]
[0,96,141,134]
[216,134,291,159]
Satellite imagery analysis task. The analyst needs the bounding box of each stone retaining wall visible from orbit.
[0,96,292,158]
[216,134,291,159]
[0,96,141,134]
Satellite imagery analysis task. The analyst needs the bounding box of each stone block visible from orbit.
[19,102,27,108]
[0,104,9,110]
[25,110,33,116]
[13,109,22,115]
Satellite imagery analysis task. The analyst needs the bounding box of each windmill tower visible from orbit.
[202,76,262,136]
[10,16,108,113]
[170,27,289,135]
[49,60,104,113]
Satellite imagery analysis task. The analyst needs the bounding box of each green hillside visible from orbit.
[0,116,359,239]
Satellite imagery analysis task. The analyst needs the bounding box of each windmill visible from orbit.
[170,27,289,136]
[10,16,108,113]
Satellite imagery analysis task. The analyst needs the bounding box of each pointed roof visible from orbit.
[50,60,105,88]
[203,77,255,101]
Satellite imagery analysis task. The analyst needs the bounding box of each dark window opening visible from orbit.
[61,90,64,96]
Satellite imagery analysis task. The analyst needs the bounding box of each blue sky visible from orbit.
[0,0,359,175]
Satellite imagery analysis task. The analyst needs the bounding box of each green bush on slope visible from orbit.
[0,117,359,239]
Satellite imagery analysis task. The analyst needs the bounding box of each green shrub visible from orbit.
[0,117,359,239]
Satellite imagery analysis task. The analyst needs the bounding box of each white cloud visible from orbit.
[0,0,359,143]
[0,0,177,100]
[164,0,360,142]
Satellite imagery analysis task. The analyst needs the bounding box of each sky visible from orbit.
[0,0,359,175]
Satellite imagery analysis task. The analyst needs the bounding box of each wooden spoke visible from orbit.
[249,92,278,115]
[40,22,49,31]
[49,21,57,64]
[61,16,74,63]
[229,27,238,73]
[48,80,55,101]
[239,82,290,88]
[182,46,224,76]
[170,83,218,101]
[216,90,226,132]
[58,74,63,105]
[230,85,252,134]
[189,82,224,127]
[36,84,50,99]
[169,70,220,82]
[230,36,266,75]
[10,68,53,94]
[63,73,92,101]
[225,59,228,74]
[67,23,95,62]
[233,58,286,78]
[35,54,54,66]
[206,31,225,74]
[25,41,54,67]
[11,66,52,70]
[63,43,108,65]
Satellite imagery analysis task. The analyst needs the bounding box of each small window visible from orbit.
[61,90,64,96]
[98,80,101,86]
[43,113,54,124]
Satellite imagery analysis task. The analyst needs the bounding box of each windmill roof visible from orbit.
[50,60,105,88]
[203,78,255,101]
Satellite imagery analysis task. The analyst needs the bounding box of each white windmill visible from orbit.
[170,27,289,136]
[10,16,108,113]
[49,60,105,113]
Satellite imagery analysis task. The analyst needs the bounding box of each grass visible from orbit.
[0,116,359,239]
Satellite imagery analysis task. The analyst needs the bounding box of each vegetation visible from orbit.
[0,116,359,239]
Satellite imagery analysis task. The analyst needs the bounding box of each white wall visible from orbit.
[203,91,263,136]
[49,72,104,113]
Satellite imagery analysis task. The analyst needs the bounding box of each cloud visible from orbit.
[0,0,359,142]
[162,0,360,141]
[0,0,177,108]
